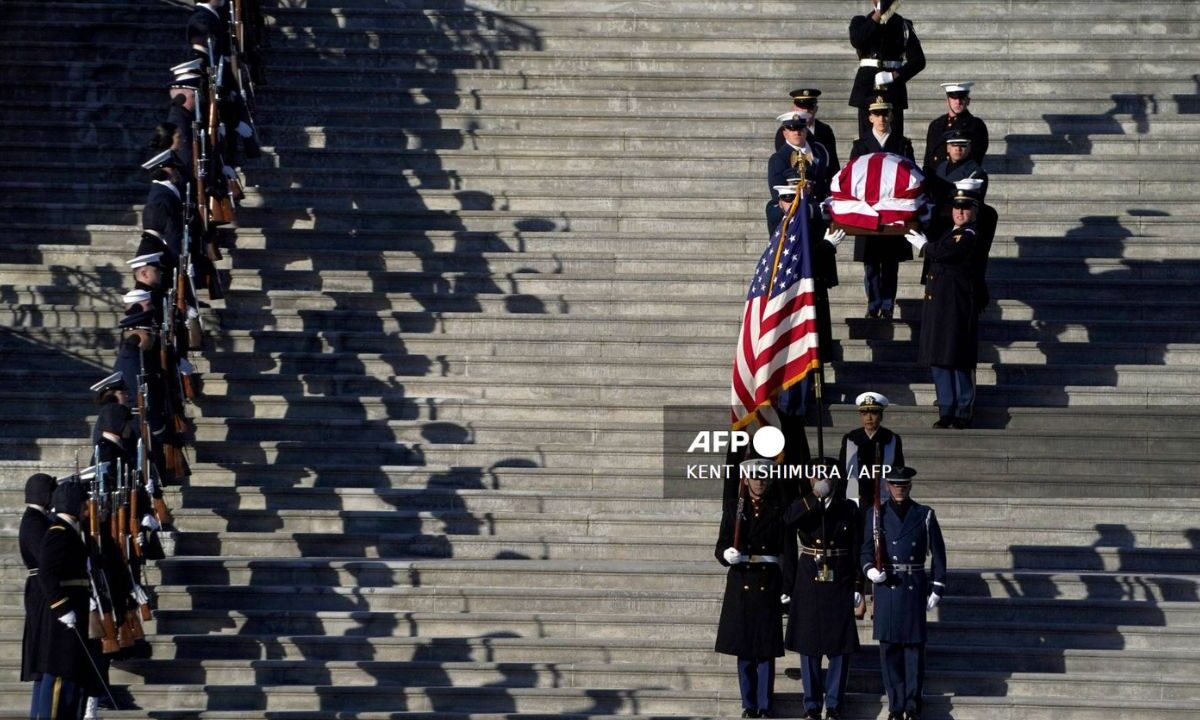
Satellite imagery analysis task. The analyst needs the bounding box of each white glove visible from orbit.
[780,594,791,605]
[235,121,254,139]
[875,71,895,86]
[723,547,743,565]
[824,228,846,248]
[927,592,941,610]
[58,610,77,629]
[905,229,928,252]
[854,592,864,607]
[223,164,239,180]
[89,597,99,613]
[867,568,888,584]
[142,513,162,531]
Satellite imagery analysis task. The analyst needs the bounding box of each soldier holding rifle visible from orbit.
[849,0,926,138]
[860,472,947,720]
[784,470,862,720]
[715,459,796,718]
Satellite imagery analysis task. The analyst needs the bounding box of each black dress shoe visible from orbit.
[758,712,772,719]
[741,710,759,718]
[932,417,953,429]
[826,710,842,720]
[865,309,880,319]
[880,307,894,320]
[805,710,822,720]
[887,714,904,720]
[952,417,971,429]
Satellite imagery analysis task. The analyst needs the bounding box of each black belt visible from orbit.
[800,545,851,558]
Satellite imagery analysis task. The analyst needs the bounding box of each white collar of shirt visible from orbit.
[787,141,813,156]
[201,3,220,17]
[153,179,181,200]
[873,131,891,146]
[56,514,81,534]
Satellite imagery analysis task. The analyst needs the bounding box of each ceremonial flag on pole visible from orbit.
[731,192,821,430]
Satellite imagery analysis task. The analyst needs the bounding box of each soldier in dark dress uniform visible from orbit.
[923,82,989,177]
[838,392,907,508]
[775,89,841,177]
[767,112,834,233]
[928,130,988,211]
[189,0,261,160]
[20,473,56,687]
[906,188,987,428]
[861,474,946,720]
[140,150,187,267]
[848,96,915,320]
[715,461,797,718]
[29,482,94,720]
[784,472,862,720]
[848,0,925,138]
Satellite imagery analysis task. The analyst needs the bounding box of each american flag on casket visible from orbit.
[827,152,931,232]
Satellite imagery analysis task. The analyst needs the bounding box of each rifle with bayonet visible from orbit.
[80,450,122,653]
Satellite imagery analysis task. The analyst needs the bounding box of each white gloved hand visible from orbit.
[875,71,895,86]
[58,610,77,629]
[905,229,928,252]
[235,121,254,139]
[142,513,162,531]
[854,592,864,607]
[867,568,888,584]
[223,164,239,180]
[927,592,941,611]
[824,227,846,248]
[89,597,99,613]
[780,594,791,605]
[723,547,743,565]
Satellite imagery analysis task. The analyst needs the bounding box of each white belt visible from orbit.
[745,555,779,564]
[860,59,904,69]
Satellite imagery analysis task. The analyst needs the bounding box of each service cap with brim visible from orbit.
[123,289,153,306]
[940,81,974,97]
[773,184,799,198]
[142,149,183,172]
[170,75,202,90]
[90,371,125,395]
[776,111,812,129]
[884,466,918,484]
[943,128,972,146]
[127,252,164,270]
[171,58,204,75]
[51,482,87,517]
[868,95,893,112]
[855,391,889,410]
[789,88,822,106]
[952,188,981,207]
[25,473,56,507]
[119,309,157,330]
[739,458,776,482]
[954,178,985,194]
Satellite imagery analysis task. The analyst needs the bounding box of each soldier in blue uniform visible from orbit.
[20,473,56,689]
[767,111,834,233]
[923,82,989,176]
[715,461,797,718]
[849,0,925,138]
[784,470,861,720]
[905,187,988,428]
[928,130,988,210]
[860,473,946,720]
[29,482,95,720]
[775,89,841,177]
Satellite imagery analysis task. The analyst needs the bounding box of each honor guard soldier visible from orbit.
[770,179,839,362]
[20,473,56,688]
[839,392,907,508]
[767,111,834,232]
[161,59,205,174]
[784,472,862,720]
[716,460,796,718]
[861,472,946,720]
[849,0,925,139]
[128,252,166,298]
[775,89,841,171]
[848,96,915,320]
[140,150,187,266]
[189,0,261,160]
[29,482,95,720]
[905,187,987,428]
[923,82,989,176]
[929,130,988,210]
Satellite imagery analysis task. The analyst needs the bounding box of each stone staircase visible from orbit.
[1,0,1199,717]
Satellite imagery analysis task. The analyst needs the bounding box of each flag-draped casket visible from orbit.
[828,152,930,234]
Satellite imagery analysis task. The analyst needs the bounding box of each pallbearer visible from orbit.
[860,472,947,720]
[784,469,861,720]
[715,460,795,718]
[923,81,989,175]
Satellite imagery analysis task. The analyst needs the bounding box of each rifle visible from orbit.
[81,450,121,654]
[110,464,142,646]
[118,459,153,625]
[880,0,904,23]
[731,472,748,552]
[873,441,884,572]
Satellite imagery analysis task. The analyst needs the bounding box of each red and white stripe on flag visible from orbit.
[730,276,820,430]
[829,152,928,231]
